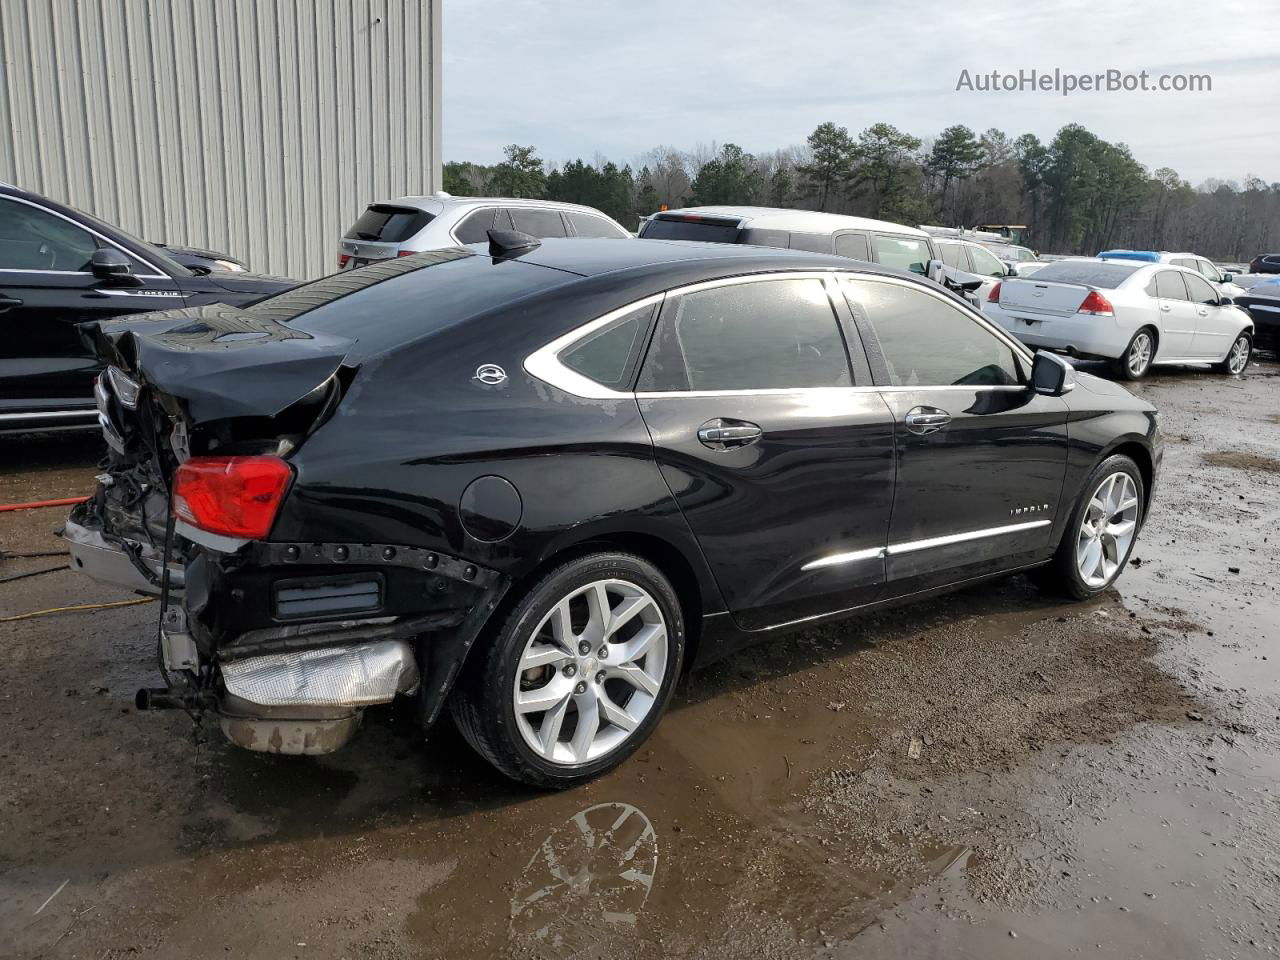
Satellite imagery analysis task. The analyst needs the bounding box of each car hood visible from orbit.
[1070,370,1154,409]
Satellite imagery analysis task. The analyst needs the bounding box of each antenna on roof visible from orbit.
[487,229,541,259]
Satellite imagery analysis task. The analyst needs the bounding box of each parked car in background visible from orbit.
[984,259,1254,379]
[935,237,1011,305]
[151,242,249,273]
[0,182,297,433]
[1232,277,1280,352]
[68,235,1160,786]
[1247,253,1280,275]
[1097,250,1244,298]
[338,193,629,269]
[638,207,945,281]
[921,225,1045,280]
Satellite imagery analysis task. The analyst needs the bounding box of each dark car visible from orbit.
[150,242,250,274]
[1248,254,1280,275]
[1232,279,1280,352]
[0,182,296,432]
[64,234,1161,787]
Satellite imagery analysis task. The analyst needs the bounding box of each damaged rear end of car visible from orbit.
[64,267,510,755]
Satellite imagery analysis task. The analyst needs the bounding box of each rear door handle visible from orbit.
[1159,303,1172,312]
[697,418,762,450]
[904,406,951,435]
[0,297,22,313]
[1197,307,1209,316]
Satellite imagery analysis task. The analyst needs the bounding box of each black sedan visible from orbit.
[66,234,1161,787]
[1233,280,1280,352]
[0,182,296,432]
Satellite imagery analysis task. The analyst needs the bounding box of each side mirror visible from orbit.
[1221,272,1234,283]
[91,248,135,282]
[926,258,945,282]
[1031,350,1076,397]
[1006,264,1020,277]
[1218,295,1234,306]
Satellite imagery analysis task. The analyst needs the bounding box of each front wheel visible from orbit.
[1112,328,1155,380]
[1031,454,1144,600]
[451,553,685,788]
[1214,332,1251,375]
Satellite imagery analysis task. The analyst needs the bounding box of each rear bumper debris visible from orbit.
[62,516,183,597]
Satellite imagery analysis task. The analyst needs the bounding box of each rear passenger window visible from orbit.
[834,233,870,260]
[1154,271,1189,300]
[789,232,833,254]
[509,208,567,238]
[560,303,655,387]
[638,278,851,392]
[566,212,625,238]
[1183,272,1218,305]
[939,242,967,270]
[843,278,1021,387]
[453,209,497,245]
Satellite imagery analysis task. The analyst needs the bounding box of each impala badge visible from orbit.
[1011,503,1050,516]
[474,364,508,386]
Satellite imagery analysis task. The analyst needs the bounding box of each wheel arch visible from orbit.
[1096,437,1156,516]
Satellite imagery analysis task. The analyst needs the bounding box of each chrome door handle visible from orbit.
[0,297,22,313]
[1197,307,1209,316]
[1159,303,1172,312]
[697,418,762,450]
[904,406,951,435]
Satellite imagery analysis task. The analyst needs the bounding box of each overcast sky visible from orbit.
[443,0,1278,186]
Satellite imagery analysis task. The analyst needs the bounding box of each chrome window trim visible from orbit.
[0,196,169,278]
[0,409,96,422]
[801,519,1051,572]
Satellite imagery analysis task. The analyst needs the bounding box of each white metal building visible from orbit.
[0,0,442,279]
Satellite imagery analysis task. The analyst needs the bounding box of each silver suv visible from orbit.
[338,194,629,269]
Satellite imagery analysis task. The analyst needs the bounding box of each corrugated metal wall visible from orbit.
[0,0,441,280]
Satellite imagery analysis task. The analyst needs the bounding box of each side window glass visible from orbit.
[788,232,833,254]
[0,200,98,271]
[833,233,870,260]
[638,278,852,392]
[1183,272,1218,305]
[873,235,931,274]
[939,242,966,270]
[509,207,567,238]
[559,303,655,387]
[1154,271,1189,301]
[453,209,496,245]
[843,278,1021,387]
[1197,259,1221,282]
[967,245,1007,278]
[566,212,625,238]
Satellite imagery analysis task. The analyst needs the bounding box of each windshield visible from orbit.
[639,217,741,244]
[1027,261,1143,288]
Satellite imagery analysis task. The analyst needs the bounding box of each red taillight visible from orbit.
[987,281,1001,303]
[1078,290,1114,316]
[337,253,350,268]
[397,249,416,257]
[173,456,292,540]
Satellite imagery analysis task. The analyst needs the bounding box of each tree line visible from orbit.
[443,123,1279,261]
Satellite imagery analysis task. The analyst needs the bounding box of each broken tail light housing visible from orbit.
[1078,290,1115,316]
[173,456,293,540]
[337,253,350,268]
[987,281,1002,303]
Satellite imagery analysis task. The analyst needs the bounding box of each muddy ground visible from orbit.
[1,359,1278,959]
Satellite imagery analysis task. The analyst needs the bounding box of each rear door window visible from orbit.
[1155,271,1190,300]
[833,233,870,260]
[453,209,497,245]
[508,207,567,238]
[938,242,967,270]
[565,212,626,238]
[638,278,852,392]
[872,235,932,275]
[559,303,656,387]
[344,204,434,243]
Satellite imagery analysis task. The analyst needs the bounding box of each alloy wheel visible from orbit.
[1076,472,1139,588]
[513,579,668,765]
[1227,336,1250,375]
[1127,332,1153,377]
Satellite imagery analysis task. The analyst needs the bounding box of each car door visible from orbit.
[1150,270,1196,356]
[0,196,189,417]
[1183,271,1235,359]
[635,273,896,631]
[838,274,1071,594]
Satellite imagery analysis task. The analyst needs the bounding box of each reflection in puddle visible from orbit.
[510,802,657,948]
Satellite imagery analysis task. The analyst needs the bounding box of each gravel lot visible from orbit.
[2,358,1277,959]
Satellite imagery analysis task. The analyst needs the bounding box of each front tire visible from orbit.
[1214,332,1251,375]
[1112,328,1156,380]
[1031,454,1144,600]
[451,552,685,788]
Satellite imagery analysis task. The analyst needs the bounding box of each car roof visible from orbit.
[381,194,625,219]
[656,206,932,238]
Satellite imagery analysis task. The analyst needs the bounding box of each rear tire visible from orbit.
[451,552,685,788]
[1030,454,1144,600]
[1112,328,1156,380]
[1213,332,1251,375]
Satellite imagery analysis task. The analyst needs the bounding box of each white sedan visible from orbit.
[982,259,1255,379]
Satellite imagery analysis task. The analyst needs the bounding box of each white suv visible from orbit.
[338,194,629,269]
